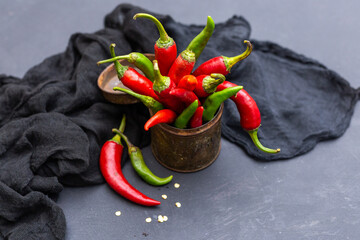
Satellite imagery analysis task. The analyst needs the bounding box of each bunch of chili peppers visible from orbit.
[98,13,280,206]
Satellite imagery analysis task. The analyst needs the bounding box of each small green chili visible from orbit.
[112,129,173,186]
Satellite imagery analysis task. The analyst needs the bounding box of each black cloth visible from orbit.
[0,3,358,239]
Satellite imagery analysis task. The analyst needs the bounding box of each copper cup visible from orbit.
[150,104,223,172]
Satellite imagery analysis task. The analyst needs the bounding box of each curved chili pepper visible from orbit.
[167,16,214,84]
[107,44,160,101]
[202,86,243,122]
[217,81,280,154]
[169,88,200,107]
[177,75,198,91]
[153,60,184,114]
[100,115,160,206]
[167,49,196,85]
[186,16,215,61]
[97,52,155,82]
[193,40,253,76]
[113,87,164,113]
[174,100,199,129]
[113,129,173,186]
[189,106,204,128]
[194,73,225,98]
[144,109,177,131]
[133,13,177,76]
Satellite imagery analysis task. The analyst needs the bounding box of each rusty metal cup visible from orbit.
[150,104,223,172]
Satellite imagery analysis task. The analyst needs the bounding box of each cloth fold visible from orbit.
[0,3,358,239]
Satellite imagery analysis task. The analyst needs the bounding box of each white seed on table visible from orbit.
[175,202,181,208]
[174,183,180,188]
[115,211,121,216]
[158,215,164,223]
[145,217,152,223]
[161,194,167,199]
[163,216,168,222]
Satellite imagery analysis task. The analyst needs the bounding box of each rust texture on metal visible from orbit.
[150,104,223,172]
[97,54,155,104]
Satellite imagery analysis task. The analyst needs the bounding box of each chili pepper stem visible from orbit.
[112,128,133,147]
[113,87,164,113]
[247,128,281,154]
[133,13,173,47]
[110,114,126,145]
[97,55,131,65]
[225,40,253,71]
[153,60,171,93]
[109,43,128,79]
[203,73,225,93]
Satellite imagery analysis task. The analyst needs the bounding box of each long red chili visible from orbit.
[144,109,177,131]
[107,44,160,101]
[133,13,177,76]
[217,81,280,154]
[189,106,204,128]
[193,40,253,76]
[153,60,184,113]
[169,88,200,107]
[167,49,196,85]
[99,115,161,206]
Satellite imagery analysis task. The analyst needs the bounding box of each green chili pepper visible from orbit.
[112,129,173,186]
[174,100,199,129]
[186,16,215,61]
[202,86,243,122]
[113,87,164,113]
[97,52,155,82]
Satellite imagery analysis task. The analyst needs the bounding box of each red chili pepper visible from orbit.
[177,75,198,91]
[167,49,196,85]
[217,81,280,154]
[189,106,204,128]
[99,115,161,206]
[194,73,225,98]
[193,40,253,76]
[133,13,177,76]
[106,44,160,101]
[144,109,177,131]
[169,88,200,107]
[153,60,184,113]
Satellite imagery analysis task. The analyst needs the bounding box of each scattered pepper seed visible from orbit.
[174,183,180,188]
[115,211,121,216]
[158,215,164,223]
[161,194,168,199]
[175,202,182,208]
[145,217,152,223]
[163,216,168,222]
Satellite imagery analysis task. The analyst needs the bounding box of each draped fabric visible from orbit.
[0,4,358,239]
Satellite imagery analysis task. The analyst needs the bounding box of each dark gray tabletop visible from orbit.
[1,1,360,239]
